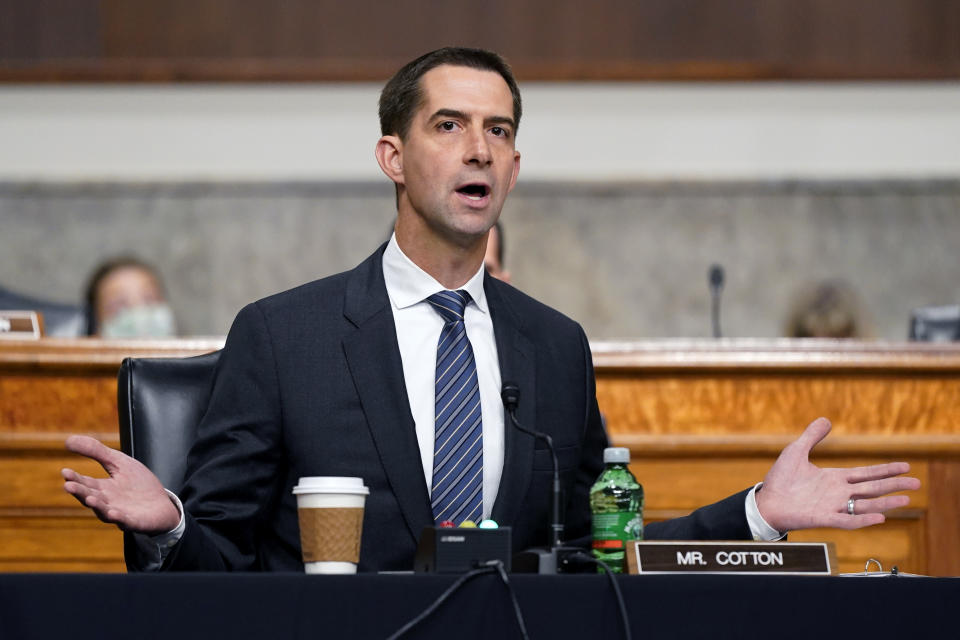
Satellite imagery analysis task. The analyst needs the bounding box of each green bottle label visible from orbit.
[591,512,643,549]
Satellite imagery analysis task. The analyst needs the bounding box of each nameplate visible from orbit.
[0,311,43,340]
[626,541,837,575]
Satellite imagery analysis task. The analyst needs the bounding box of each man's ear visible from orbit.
[507,149,521,194]
[375,135,404,185]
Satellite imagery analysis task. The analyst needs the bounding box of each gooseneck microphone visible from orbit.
[501,382,563,551]
[709,264,724,338]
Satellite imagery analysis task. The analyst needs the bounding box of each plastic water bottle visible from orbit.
[590,447,644,573]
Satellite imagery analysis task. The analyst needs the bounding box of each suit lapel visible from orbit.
[487,277,537,527]
[341,247,432,544]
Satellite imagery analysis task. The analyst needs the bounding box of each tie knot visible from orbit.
[427,290,470,324]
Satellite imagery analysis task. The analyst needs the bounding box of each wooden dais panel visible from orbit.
[1,338,958,575]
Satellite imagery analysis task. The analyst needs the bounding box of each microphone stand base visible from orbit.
[511,546,590,574]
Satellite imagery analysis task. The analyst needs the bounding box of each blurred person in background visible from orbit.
[785,280,869,339]
[483,221,510,283]
[84,257,177,338]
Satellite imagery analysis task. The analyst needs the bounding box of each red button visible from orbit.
[438,520,456,528]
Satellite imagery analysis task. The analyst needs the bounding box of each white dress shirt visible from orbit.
[382,234,504,520]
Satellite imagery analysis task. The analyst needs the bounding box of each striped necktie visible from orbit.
[427,289,483,525]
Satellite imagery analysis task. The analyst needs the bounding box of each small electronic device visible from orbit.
[413,525,512,573]
[909,304,960,342]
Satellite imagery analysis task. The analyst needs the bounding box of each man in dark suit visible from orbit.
[63,47,919,572]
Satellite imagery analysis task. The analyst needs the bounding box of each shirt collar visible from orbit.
[383,233,489,314]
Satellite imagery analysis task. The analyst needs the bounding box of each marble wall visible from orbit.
[2,180,957,339]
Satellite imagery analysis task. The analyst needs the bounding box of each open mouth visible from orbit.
[456,183,490,200]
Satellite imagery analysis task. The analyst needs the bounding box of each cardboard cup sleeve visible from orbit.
[298,507,364,563]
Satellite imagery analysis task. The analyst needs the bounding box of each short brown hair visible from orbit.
[379,47,522,140]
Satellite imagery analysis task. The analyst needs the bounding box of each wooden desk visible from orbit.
[0,339,222,571]
[594,339,960,576]
[1,338,957,574]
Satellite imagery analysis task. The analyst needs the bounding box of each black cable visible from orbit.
[563,552,632,640]
[385,566,495,640]
[385,561,530,640]
[594,557,632,640]
[489,560,531,640]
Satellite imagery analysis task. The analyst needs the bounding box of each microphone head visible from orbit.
[709,264,725,290]
[500,382,520,412]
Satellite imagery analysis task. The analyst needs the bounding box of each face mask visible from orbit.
[100,304,177,338]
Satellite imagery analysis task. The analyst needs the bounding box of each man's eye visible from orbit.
[491,126,507,137]
[440,121,457,131]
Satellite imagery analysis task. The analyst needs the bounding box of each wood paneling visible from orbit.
[0,517,123,562]
[0,338,221,573]
[927,461,960,576]
[1,338,957,575]
[1,0,958,81]
[787,518,924,575]
[0,0,101,60]
[0,376,118,434]
[634,456,930,575]
[596,339,960,435]
[600,374,960,435]
[595,339,960,577]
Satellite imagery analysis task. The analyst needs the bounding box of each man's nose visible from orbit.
[464,129,492,166]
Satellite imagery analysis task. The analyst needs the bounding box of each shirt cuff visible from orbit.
[745,482,786,541]
[130,490,186,570]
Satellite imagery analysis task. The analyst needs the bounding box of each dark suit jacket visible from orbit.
[164,246,751,572]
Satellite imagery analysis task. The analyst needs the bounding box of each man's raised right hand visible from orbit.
[62,435,181,535]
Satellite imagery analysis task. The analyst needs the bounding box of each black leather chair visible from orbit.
[117,350,220,493]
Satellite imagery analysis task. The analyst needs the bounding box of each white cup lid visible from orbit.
[292,476,369,496]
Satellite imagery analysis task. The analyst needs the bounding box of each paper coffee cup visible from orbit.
[292,476,369,574]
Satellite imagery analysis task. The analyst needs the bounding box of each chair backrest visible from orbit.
[117,351,221,493]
